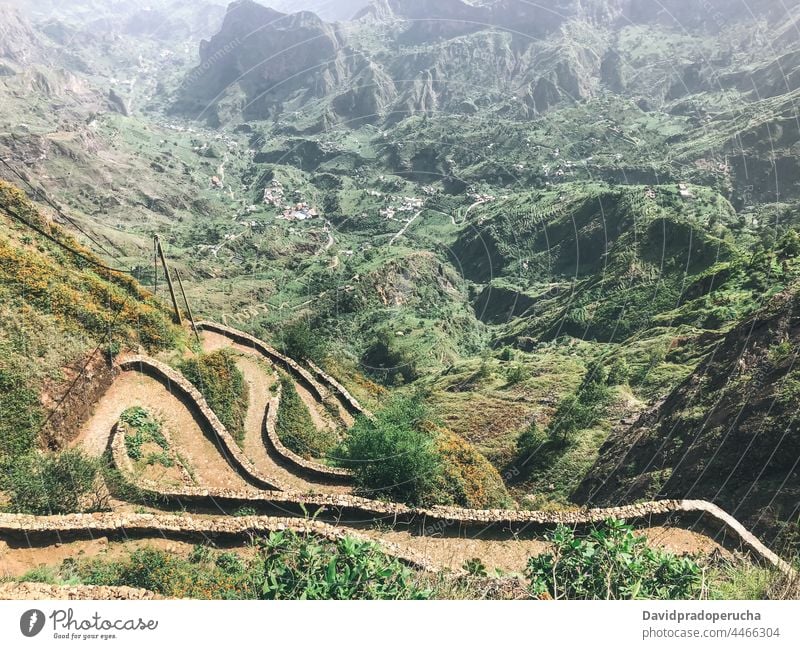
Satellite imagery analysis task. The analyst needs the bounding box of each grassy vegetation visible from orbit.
[179,350,248,445]
[19,532,429,600]
[14,521,788,600]
[275,375,338,460]
[120,407,173,468]
[0,449,102,515]
[0,180,183,466]
[338,395,511,508]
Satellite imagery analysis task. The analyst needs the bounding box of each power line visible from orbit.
[0,203,134,275]
[0,154,126,262]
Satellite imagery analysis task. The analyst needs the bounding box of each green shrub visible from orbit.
[525,519,703,600]
[516,420,546,459]
[606,356,630,385]
[275,375,337,459]
[337,396,442,505]
[57,532,429,600]
[256,532,428,599]
[362,330,420,385]
[279,320,327,364]
[179,350,248,444]
[120,407,168,462]
[3,449,101,515]
[436,428,511,508]
[506,363,529,385]
[0,366,43,459]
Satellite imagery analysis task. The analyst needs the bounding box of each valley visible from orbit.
[0,0,799,600]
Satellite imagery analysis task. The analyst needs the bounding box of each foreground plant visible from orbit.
[25,532,429,600]
[1,449,102,515]
[525,519,704,600]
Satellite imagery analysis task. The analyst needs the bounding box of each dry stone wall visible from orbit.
[263,381,352,481]
[306,359,373,418]
[0,513,440,573]
[0,582,159,600]
[117,355,288,492]
[196,321,329,402]
[111,353,793,575]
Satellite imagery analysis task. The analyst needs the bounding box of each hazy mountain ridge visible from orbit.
[175,0,800,130]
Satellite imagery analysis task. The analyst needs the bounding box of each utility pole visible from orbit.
[153,235,158,296]
[154,234,183,326]
[174,268,200,345]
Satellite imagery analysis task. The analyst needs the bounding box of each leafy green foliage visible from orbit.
[525,520,703,600]
[275,375,337,459]
[256,531,428,599]
[436,428,512,508]
[279,320,327,364]
[362,330,420,386]
[463,558,488,577]
[120,407,169,464]
[37,533,429,600]
[179,350,248,444]
[1,449,101,515]
[338,396,442,505]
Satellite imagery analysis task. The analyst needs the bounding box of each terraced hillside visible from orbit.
[1,0,800,600]
[0,181,794,599]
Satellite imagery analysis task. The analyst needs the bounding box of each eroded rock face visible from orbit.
[174,0,798,127]
[176,0,351,122]
[0,5,43,64]
[576,287,800,541]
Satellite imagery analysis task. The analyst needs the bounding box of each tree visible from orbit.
[547,360,610,445]
[516,419,546,458]
[279,320,327,364]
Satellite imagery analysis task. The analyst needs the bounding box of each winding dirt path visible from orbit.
[73,371,251,492]
[200,330,344,441]
[230,351,353,495]
[6,323,785,593]
[63,364,735,575]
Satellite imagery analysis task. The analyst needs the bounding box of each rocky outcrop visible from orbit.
[0,5,43,65]
[175,0,800,127]
[176,0,351,121]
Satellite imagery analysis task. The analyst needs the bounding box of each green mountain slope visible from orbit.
[575,279,800,546]
[0,180,184,459]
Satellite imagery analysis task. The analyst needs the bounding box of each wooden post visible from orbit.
[174,268,200,345]
[153,235,158,296]
[155,235,183,326]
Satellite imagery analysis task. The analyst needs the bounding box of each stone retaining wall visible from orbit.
[194,322,356,481]
[117,356,288,492]
[111,356,793,575]
[306,359,373,419]
[0,513,440,574]
[0,582,159,600]
[196,321,329,402]
[263,381,353,482]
